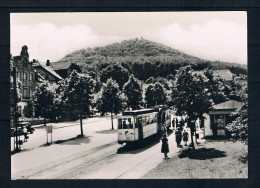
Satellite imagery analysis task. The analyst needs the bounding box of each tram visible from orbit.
[117,106,171,144]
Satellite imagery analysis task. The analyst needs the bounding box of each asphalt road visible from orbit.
[12,131,177,179]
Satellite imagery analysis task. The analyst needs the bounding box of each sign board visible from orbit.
[46,125,53,133]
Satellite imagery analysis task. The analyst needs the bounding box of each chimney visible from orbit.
[46,59,50,66]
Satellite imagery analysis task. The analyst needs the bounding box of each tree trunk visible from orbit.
[80,113,83,136]
[111,111,114,130]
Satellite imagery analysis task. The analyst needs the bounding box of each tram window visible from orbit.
[128,118,133,129]
[138,118,142,127]
[123,120,128,129]
[134,118,138,128]
[118,119,122,129]
[142,117,147,126]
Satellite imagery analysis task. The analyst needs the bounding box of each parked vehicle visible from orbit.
[10,122,35,137]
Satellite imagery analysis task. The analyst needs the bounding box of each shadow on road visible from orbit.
[178,147,227,160]
[117,129,173,154]
[96,129,117,134]
[55,135,92,145]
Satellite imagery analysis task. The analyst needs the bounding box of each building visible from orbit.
[12,46,39,118]
[32,59,63,84]
[203,100,243,137]
[50,61,82,79]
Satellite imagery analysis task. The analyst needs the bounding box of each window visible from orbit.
[119,118,134,129]
[128,118,133,129]
[214,115,225,128]
[23,86,30,99]
[118,119,122,129]
[142,117,147,126]
[123,119,128,129]
[16,72,20,79]
[29,74,33,81]
[20,71,23,80]
[134,118,138,128]
[23,72,26,80]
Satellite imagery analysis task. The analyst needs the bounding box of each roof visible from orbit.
[213,70,233,81]
[213,100,243,110]
[123,108,156,116]
[33,61,63,80]
[51,61,74,70]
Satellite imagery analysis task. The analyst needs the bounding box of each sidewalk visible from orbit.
[142,129,247,179]
[11,116,116,152]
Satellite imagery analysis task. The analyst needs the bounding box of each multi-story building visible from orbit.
[50,61,82,79]
[32,59,63,84]
[11,45,39,118]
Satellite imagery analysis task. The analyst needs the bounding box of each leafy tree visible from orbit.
[96,79,126,129]
[166,74,175,81]
[171,66,214,148]
[203,68,228,104]
[100,64,129,90]
[145,82,167,108]
[61,71,96,136]
[33,81,56,126]
[145,77,155,84]
[123,75,143,110]
[226,75,248,144]
[10,60,22,128]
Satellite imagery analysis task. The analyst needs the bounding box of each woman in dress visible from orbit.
[161,134,169,159]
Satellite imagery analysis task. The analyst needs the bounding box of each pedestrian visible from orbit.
[175,127,182,147]
[22,126,28,142]
[161,134,169,159]
[182,129,189,146]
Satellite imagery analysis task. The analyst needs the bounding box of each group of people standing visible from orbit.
[161,118,190,159]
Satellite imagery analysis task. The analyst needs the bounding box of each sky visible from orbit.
[11,12,247,64]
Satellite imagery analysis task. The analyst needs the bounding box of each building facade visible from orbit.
[12,46,38,118]
[203,100,243,137]
[50,61,82,79]
[32,59,63,84]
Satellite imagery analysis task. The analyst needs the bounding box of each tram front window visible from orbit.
[120,118,133,129]
[118,119,123,129]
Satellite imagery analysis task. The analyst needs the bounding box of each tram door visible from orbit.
[137,117,143,140]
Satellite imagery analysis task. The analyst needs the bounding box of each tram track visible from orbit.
[13,141,118,179]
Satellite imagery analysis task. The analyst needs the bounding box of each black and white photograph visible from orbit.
[10,12,248,179]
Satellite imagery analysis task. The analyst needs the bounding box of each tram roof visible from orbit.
[122,109,156,116]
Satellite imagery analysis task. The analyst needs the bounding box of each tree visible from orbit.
[100,64,129,90]
[123,75,143,110]
[97,79,126,129]
[33,81,56,126]
[226,75,248,144]
[203,68,228,104]
[171,66,214,148]
[145,82,167,108]
[62,71,96,136]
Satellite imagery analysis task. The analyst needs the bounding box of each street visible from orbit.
[11,116,188,179]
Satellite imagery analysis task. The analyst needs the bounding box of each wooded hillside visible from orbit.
[56,38,247,81]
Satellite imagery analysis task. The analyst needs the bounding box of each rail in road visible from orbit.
[13,131,177,179]
[12,141,118,179]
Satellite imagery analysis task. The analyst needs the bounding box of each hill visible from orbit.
[56,38,247,81]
